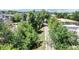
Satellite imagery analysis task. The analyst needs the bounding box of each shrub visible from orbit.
[0,44,16,50]
[11,13,22,22]
[48,17,78,50]
[12,21,39,50]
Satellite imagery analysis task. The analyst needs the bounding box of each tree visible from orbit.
[27,10,50,32]
[22,13,27,21]
[72,11,79,21]
[48,17,78,50]
[7,10,17,14]
[0,22,14,43]
[12,21,39,50]
[0,21,40,50]
[11,13,22,22]
[0,22,4,39]
[54,12,68,19]
[0,22,15,50]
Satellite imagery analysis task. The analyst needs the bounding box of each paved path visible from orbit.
[44,23,54,50]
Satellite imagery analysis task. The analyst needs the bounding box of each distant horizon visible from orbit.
[0,9,79,13]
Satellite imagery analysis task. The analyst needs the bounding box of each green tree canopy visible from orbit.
[11,13,22,22]
[12,21,39,50]
[48,17,78,49]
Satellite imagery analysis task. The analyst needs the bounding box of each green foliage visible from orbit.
[0,22,14,43]
[27,11,38,31]
[54,12,68,19]
[27,10,50,32]
[0,22,16,49]
[7,10,17,14]
[22,13,27,21]
[66,14,74,20]
[0,22,4,37]
[0,20,41,50]
[0,21,40,50]
[0,10,50,50]
[48,17,78,50]
[0,44,16,50]
[71,11,79,21]
[12,21,39,50]
[11,13,22,22]
[40,10,51,19]
[55,11,79,21]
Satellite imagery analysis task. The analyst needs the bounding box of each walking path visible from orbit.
[44,23,54,50]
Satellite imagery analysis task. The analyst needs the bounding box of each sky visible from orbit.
[0,0,79,9]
